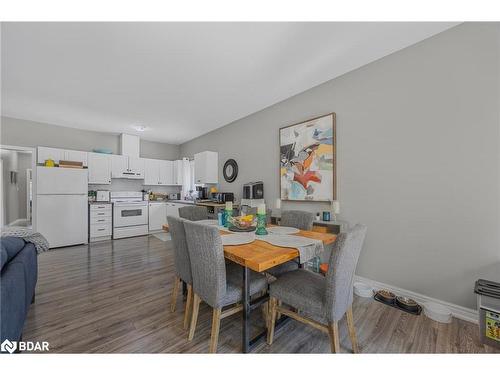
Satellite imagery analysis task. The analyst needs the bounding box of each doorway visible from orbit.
[0,145,36,229]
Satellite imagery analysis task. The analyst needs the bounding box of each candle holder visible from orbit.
[255,213,268,235]
[224,209,232,228]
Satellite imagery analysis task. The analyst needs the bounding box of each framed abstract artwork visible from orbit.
[279,113,336,202]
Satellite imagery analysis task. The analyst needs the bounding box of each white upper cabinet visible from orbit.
[144,159,176,185]
[128,157,144,178]
[64,150,88,166]
[173,160,183,185]
[38,147,66,164]
[159,160,173,185]
[144,158,160,185]
[110,155,128,178]
[111,154,144,179]
[194,151,218,184]
[38,146,88,166]
[88,153,111,184]
[120,134,140,157]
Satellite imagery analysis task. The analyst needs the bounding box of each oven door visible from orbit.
[114,204,148,227]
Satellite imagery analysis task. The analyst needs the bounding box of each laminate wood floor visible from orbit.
[23,235,498,353]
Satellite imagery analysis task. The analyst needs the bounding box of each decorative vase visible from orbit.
[255,213,268,235]
[224,209,232,228]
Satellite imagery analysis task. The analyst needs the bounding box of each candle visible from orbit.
[275,198,281,209]
[257,203,266,215]
[331,200,340,214]
[225,201,233,211]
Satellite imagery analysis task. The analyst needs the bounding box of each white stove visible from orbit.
[111,191,148,239]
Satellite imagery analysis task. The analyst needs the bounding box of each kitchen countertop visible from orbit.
[148,200,196,205]
[149,199,239,208]
[88,201,112,205]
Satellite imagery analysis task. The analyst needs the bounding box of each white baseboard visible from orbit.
[8,218,28,226]
[354,275,478,324]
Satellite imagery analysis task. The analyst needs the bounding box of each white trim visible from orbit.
[7,218,28,226]
[354,275,478,324]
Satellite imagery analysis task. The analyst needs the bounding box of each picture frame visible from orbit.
[279,113,336,202]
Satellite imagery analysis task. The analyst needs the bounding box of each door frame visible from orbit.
[0,144,37,230]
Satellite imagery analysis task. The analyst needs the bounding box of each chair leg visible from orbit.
[188,293,201,341]
[346,305,359,353]
[183,284,193,330]
[170,276,181,313]
[262,301,269,329]
[267,297,278,345]
[328,321,340,353]
[209,308,222,353]
[276,300,282,320]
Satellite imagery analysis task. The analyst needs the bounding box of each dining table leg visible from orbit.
[242,265,250,353]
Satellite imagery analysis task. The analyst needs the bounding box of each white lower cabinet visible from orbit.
[89,203,112,242]
[166,202,191,221]
[148,202,167,232]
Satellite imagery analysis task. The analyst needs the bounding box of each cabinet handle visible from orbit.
[98,219,105,222]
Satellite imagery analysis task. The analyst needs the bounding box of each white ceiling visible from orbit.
[1,22,458,144]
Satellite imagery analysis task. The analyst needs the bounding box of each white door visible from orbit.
[149,203,167,231]
[88,153,111,184]
[37,147,65,165]
[36,194,88,248]
[128,157,145,179]
[37,167,88,194]
[144,158,160,185]
[64,150,88,166]
[111,154,128,178]
[159,160,173,185]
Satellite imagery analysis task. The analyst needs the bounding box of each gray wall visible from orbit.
[0,116,181,160]
[181,23,500,309]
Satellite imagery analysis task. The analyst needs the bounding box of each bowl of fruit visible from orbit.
[228,215,256,232]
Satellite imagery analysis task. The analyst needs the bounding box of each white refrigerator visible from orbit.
[36,166,88,248]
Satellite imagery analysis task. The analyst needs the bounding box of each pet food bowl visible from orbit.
[395,296,419,312]
[423,302,452,323]
[354,282,374,298]
[376,290,396,303]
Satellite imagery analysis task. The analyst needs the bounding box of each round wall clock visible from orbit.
[223,159,238,183]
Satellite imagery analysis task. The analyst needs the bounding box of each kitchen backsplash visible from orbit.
[89,179,182,194]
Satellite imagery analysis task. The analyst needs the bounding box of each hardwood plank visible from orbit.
[21,235,498,354]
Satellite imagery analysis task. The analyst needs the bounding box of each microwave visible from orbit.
[243,182,264,200]
[212,192,234,203]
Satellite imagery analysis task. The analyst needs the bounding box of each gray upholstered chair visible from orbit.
[179,205,208,221]
[267,210,316,277]
[280,210,315,230]
[267,224,367,353]
[167,216,194,330]
[183,220,268,353]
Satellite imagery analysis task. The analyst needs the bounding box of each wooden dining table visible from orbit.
[162,222,336,353]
